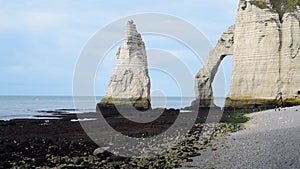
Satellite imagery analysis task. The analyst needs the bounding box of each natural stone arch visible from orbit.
[192,1,300,109]
[192,25,235,108]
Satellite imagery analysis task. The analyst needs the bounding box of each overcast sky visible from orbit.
[0,0,239,99]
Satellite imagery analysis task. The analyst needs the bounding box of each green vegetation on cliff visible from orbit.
[251,0,300,20]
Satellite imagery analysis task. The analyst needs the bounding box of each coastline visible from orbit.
[0,109,240,168]
[180,105,300,169]
[0,112,98,168]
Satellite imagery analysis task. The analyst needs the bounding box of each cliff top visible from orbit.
[250,0,300,20]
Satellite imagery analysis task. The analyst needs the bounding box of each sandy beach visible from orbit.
[181,105,300,169]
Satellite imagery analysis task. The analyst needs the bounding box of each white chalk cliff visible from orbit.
[194,25,235,107]
[101,20,151,109]
[194,0,300,108]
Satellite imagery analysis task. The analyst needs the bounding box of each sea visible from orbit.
[0,96,201,121]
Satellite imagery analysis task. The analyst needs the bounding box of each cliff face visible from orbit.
[280,11,300,102]
[194,0,300,108]
[228,0,300,107]
[101,20,151,109]
[229,1,282,101]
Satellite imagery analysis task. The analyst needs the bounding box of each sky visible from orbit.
[0,0,239,100]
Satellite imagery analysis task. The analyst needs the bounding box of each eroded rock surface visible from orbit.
[228,0,300,107]
[193,25,234,107]
[195,0,300,108]
[228,1,282,106]
[100,20,151,110]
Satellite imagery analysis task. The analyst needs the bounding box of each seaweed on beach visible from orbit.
[0,112,240,169]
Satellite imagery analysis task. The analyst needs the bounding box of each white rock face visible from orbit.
[195,0,300,107]
[229,2,282,100]
[281,12,300,101]
[194,25,234,107]
[228,1,300,106]
[102,20,151,109]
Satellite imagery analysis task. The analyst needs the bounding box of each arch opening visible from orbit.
[212,55,233,107]
[192,25,235,109]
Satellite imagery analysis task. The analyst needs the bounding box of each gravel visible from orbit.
[180,105,300,169]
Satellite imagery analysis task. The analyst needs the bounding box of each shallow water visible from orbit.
[0,96,227,120]
[0,96,200,120]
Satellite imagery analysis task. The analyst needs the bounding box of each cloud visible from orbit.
[0,65,24,73]
[0,10,70,33]
[24,12,68,32]
[0,0,238,96]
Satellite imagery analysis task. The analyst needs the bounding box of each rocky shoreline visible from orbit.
[0,110,241,169]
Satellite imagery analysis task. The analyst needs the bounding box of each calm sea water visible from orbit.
[0,96,198,120]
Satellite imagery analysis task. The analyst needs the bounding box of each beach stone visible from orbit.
[100,20,151,110]
[92,147,105,155]
[92,148,113,159]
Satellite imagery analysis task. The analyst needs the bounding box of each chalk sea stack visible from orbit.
[99,20,151,110]
[194,0,300,108]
